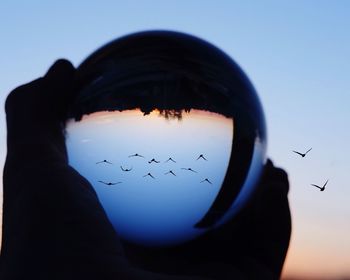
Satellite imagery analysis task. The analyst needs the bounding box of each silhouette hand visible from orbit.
[1,59,291,280]
[0,60,211,280]
[124,159,291,280]
[2,60,122,279]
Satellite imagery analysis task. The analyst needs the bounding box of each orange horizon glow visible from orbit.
[78,108,233,124]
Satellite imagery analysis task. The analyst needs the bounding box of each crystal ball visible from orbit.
[65,31,267,247]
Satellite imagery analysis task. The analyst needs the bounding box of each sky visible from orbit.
[66,109,234,246]
[1,1,350,279]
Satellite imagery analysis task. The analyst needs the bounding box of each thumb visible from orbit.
[45,59,75,85]
[5,59,76,121]
[43,59,77,121]
[5,59,77,157]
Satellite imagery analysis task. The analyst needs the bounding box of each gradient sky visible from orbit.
[66,109,235,246]
[1,1,350,279]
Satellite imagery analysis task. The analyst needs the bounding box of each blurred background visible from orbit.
[1,1,349,279]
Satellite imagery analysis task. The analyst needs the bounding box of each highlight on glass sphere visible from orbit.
[65,31,267,247]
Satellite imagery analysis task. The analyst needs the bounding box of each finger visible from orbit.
[5,60,76,162]
[43,59,77,120]
[237,160,291,276]
[45,59,75,85]
[5,59,76,120]
[261,159,289,195]
[250,185,291,277]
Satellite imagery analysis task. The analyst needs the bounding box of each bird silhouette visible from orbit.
[143,173,155,179]
[128,153,144,158]
[148,158,160,164]
[200,178,212,184]
[120,166,133,172]
[164,170,176,176]
[293,148,312,158]
[96,160,113,164]
[311,179,329,192]
[165,157,176,163]
[181,167,197,173]
[196,154,208,161]
[98,180,121,186]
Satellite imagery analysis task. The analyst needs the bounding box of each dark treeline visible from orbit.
[68,72,234,122]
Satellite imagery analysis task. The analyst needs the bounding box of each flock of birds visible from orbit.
[292,148,329,192]
[96,154,213,186]
[95,148,329,191]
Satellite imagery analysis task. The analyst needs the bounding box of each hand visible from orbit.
[124,159,291,280]
[0,60,213,280]
[0,59,291,280]
[1,60,121,279]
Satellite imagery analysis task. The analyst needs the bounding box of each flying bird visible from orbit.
[200,178,212,184]
[181,167,197,173]
[128,153,144,158]
[311,179,329,192]
[196,154,208,161]
[120,166,133,172]
[164,170,176,176]
[293,148,312,158]
[165,157,176,163]
[96,160,113,164]
[148,158,160,164]
[98,180,121,186]
[143,173,155,179]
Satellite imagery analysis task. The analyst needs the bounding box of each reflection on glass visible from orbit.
[65,31,267,247]
[66,109,234,246]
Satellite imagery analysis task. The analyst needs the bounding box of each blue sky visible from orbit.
[1,1,350,278]
[66,110,235,246]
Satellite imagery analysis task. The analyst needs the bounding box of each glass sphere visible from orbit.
[65,31,267,247]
